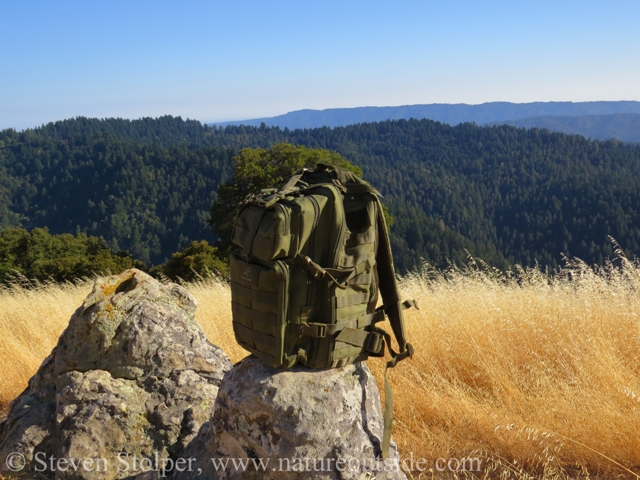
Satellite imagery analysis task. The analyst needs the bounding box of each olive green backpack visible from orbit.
[229,163,416,457]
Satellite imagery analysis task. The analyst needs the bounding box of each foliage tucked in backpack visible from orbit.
[150,240,229,282]
[0,227,143,284]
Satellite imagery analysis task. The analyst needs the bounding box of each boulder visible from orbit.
[177,356,407,480]
[0,269,232,480]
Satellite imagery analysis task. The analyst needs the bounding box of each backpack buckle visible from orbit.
[296,254,326,280]
[365,332,384,355]
[298,323,327,338]
[402,299,420,311]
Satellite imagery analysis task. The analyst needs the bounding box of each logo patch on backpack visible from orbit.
[238,263,259,285]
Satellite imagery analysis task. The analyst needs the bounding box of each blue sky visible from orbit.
[2,0,639,130]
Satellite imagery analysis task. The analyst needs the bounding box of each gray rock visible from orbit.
[177,356,406,480]
[0,269,232,480]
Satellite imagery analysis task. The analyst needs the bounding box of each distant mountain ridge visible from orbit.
[212,101,640,130]
[487,113,640,143]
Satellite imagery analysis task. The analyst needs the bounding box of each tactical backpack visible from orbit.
[229,163,416,457]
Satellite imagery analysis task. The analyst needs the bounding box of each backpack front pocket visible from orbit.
[230,252,289,367]
[233,204,295,261]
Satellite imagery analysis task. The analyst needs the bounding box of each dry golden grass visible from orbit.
[2,259,640,479]
[0,280,90,412]
[186,277,248,364]
[381,257,640,479]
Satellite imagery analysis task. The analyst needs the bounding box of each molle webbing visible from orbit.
[232,302,276,329]
[348,273,371,285]
[231,282,278,307]
[335,292,370,308]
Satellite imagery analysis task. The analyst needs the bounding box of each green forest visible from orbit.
[1,115,639,280]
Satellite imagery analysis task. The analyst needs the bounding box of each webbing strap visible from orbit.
[335,327,368,346]
[334,309,385,333]
[272,176,355,208]
[326,255,375,281]
[369,323,415,459]
[292,309,386,339]
[334,309,387,331]
[358,309,386,327]
[231,302,276,326]
[325,253,376,289]
[289,322,327,338]
[260,170,308,208]
[335,292,370,308]
[279,169,307,191]
[373,196,416,459]
[376,299,420,319]
[349,273,372,285]
[402,299,420,311]
[326,309,385,333]
[381,341,414,458]
[262,189,297,208]
[232,321,279,349]
[374,196,407,353]
[231,282,279,307]
[335,328,385,355]
[292,253,375,290]
[231,302,279,335]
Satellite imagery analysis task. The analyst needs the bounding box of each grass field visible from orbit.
[1,258,640,479]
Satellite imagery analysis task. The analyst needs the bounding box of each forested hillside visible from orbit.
[2,116,640,272]
[0,117,235,264]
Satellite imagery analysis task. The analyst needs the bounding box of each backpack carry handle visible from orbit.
[316,163,382,196]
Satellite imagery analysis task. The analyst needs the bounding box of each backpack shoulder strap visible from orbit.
[374,196,414,358]
[373,195,416,459]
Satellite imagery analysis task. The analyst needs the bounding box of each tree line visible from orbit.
[2,115,640,280]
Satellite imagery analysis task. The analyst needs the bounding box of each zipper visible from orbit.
[328,185,346,325]
[306,195,320,306]
[274,259,289,366]
[273,259,289,325]
[275,203,290,236]
[328,185,346,269]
